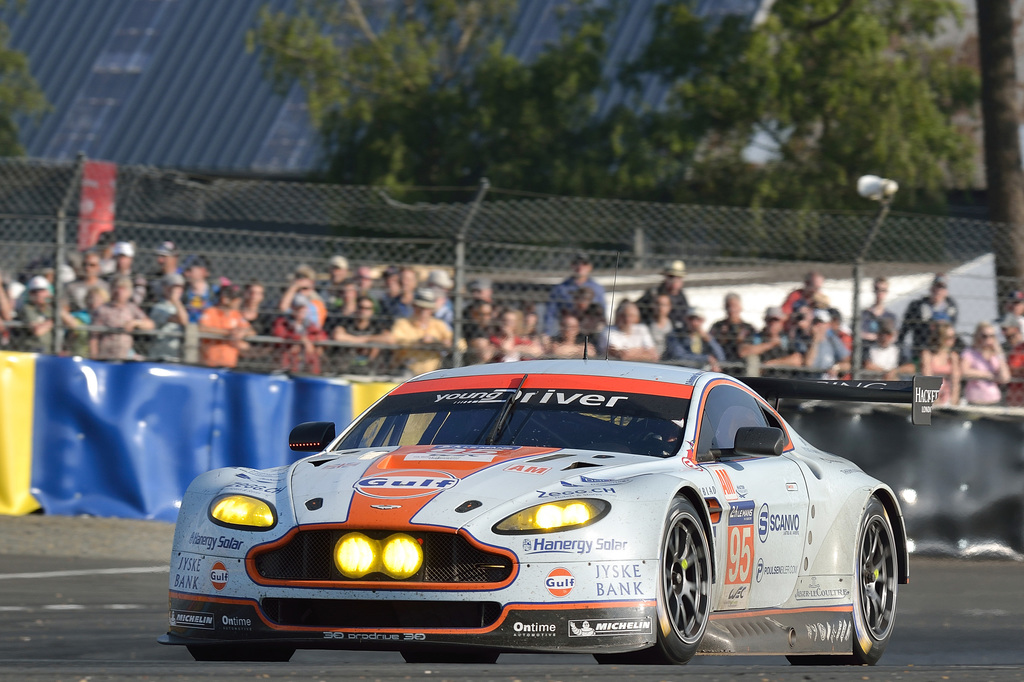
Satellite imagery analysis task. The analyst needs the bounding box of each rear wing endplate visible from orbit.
[741,375,944,426]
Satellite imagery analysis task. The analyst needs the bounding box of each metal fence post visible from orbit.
[53,153,86,355]
[452,177,490,368]
[851,199,891,379]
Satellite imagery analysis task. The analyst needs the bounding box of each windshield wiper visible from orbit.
[485,374,528,445]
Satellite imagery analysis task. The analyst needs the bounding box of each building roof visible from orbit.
[6,0,760,176]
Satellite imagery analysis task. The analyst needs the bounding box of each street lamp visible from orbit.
[852,175,899,379]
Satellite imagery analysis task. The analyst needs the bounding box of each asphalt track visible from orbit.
[1,552,1023,682]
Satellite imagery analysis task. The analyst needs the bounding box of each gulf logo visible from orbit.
[545,567,575,598]
[210,562,228,591]
[354,469,459,499]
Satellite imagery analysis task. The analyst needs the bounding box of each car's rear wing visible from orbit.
[741,375,944,426]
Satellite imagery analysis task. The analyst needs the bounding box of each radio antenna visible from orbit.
[604,251,620,360]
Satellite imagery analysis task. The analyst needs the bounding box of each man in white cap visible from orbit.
[637,260,690,327]
[147,241,180,304]
[18,276,76,353]
[320,255,351,312]
[383,287,453,376]
[149,272,189,362]
[427,269,454,327]
[105,241,147,306]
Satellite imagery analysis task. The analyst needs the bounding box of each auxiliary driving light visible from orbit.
[381,533,423,579]
[335,533,379,578]
[209,495,276,529]
[493,498,610,534]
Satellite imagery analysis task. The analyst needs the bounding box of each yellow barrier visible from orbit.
[350,381,397,418]
[0,352,40,515]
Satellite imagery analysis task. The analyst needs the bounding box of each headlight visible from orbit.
[209,495,276,530]
[493,499,610,534]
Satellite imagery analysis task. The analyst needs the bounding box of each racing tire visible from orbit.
[186,644,295,662]
[400,650,499,664]
[787,496,898,666]
[595,496,711,665]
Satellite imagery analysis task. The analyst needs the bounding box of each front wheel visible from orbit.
[596,496,711,665]
[788,496,898,666]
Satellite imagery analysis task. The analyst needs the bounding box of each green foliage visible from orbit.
[0,9,49,156]
[632,0,979,211]
[250,0,977,212]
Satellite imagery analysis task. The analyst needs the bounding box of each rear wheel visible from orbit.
[187,644,294,662]
[788,496,898,666]
[595,497,711,665]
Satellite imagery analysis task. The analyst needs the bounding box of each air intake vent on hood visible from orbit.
[562,461,601,470]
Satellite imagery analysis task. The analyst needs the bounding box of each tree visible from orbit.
[976,0,1024,288]
[629,0,979,212]
[249,0,626,195]
[0,5,49,156]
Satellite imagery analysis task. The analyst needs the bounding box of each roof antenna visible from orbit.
[604,251,620,361]
[583,335,589,360]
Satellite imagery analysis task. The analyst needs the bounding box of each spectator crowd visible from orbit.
[3,241,1024,407]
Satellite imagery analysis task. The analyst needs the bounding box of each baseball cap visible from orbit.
[292,293,310,308]
[112,241,135,258]
[813,309,832,323]
[932,273,949,288]
[571,252,591,265]
[183,254,209,270]
[427,269,453,290]
[686,306,705,319]
[329,255,349,270]
[1007,290,1024,303]
[764,306,784,320]
[162,272,185,288]
[155,241,177,257]
[27,275,50,292]
[663,260,687,277]
[413,287,438,310]
[999,313,1020,329]
[468,278,491,292]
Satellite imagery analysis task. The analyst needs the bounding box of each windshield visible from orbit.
[337,381,691,458]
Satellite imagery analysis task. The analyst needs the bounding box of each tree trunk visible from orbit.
[977,0,1024,297]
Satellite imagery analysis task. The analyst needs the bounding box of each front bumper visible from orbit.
[162,591,658,653]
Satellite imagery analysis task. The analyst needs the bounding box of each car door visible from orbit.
[695,383,808,611]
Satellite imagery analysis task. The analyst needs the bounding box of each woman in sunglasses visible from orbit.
[960,321,1010,405]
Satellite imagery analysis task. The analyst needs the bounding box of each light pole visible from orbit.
[852,175,899,380]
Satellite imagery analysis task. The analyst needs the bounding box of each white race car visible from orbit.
[160,360,939,664]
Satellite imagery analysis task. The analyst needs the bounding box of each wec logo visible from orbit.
[354,470,458,499]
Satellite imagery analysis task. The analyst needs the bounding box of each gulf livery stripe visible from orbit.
[711,605,852,620]
[0,352,40,515]
[169,590,653,635]
[395,374,694,399]
[343,446,558,528]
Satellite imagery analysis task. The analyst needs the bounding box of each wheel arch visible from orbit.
[870,487,909,585]
[675,484,717,585]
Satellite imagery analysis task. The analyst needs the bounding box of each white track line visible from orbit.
[0,566,168,580]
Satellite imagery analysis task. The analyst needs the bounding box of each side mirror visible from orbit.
[733,426,784,457]
[289,421,336,452]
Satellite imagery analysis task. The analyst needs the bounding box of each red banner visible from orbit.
[77,161,117,251]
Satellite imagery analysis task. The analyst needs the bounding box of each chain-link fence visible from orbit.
[1,156,1020,404]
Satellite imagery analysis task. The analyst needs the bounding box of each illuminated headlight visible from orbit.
[380,534,423,579]
[209,495,276,530]
[335,533,380,578]
[334,532,424,579]
[493,499,609,534]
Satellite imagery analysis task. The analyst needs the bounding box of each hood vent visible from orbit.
[562,461,601,470]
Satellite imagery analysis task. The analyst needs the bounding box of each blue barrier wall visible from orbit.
[30,357,355,521]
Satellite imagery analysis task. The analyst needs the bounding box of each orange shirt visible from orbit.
[199,306,251,368]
